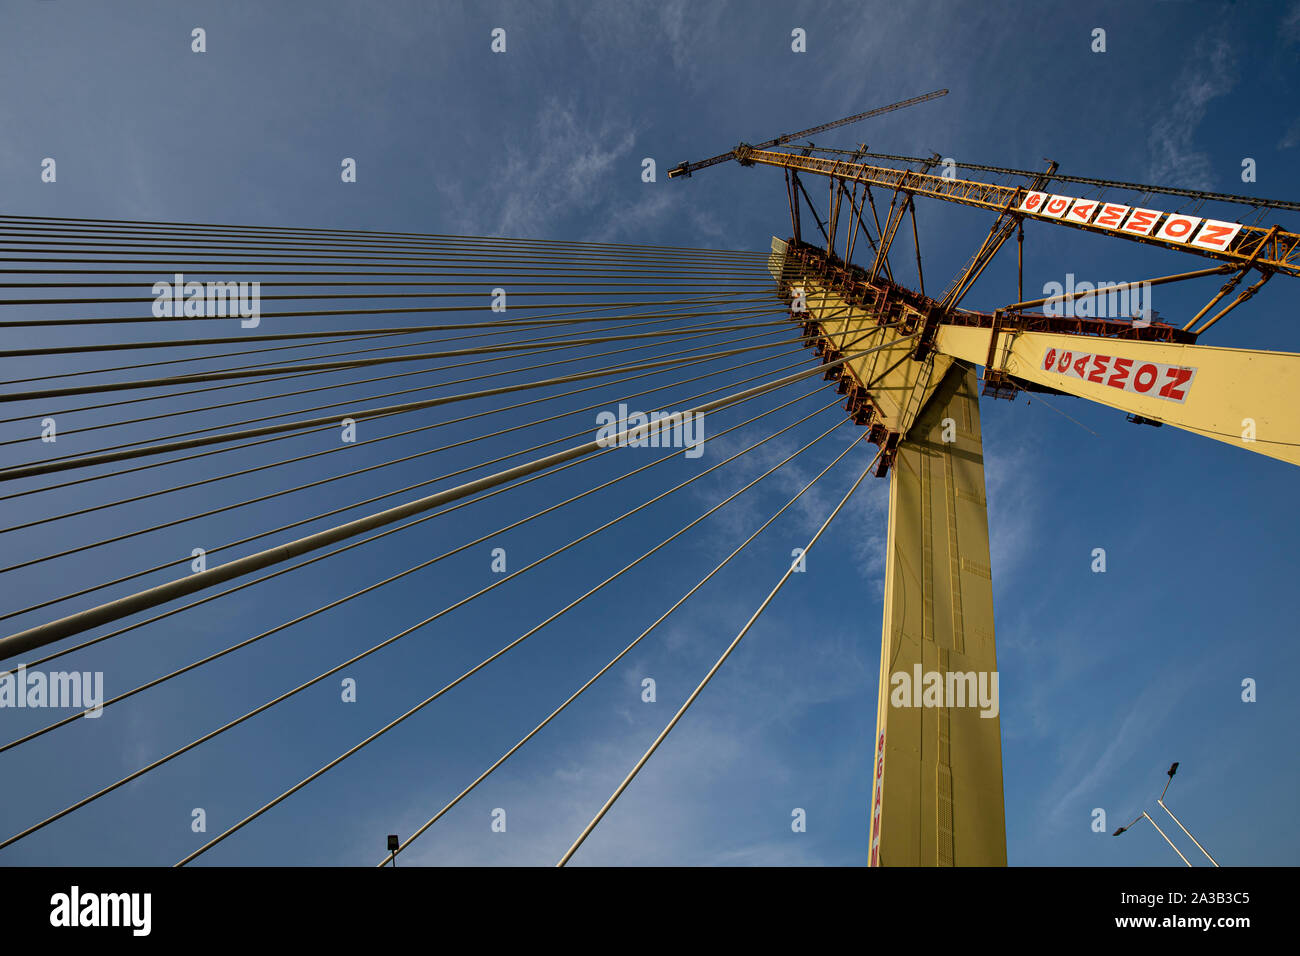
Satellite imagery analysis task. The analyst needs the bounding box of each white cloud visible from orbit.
[983,416,1039,580]
[1279,117,1300,150]
[436,97,638,239]
[434,93,730,245]
[345,608,869,866]
[1145,36,1237,190]
[1033,661,1202,836]
[1284,1,1300,44]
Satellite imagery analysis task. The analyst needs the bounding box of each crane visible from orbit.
[675,93,1300,865]
[665,89,948,179]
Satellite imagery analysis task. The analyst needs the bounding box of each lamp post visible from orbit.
[1113,761,1222,866]
[1157,762,1220,867]
[1113,811,1192,866]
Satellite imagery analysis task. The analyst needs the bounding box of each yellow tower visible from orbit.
[770,241,1006,864]
[871,365,1005,866]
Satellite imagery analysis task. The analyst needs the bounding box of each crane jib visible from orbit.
[1021,192,1244,254]
[666,90,948,180]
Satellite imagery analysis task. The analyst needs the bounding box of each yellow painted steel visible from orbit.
[789,283,949,431]
[869,365,1007,866]
[766,173,1299,865]
[771,251,1009,867]
[936,325,1300,467]
[751,149,1300,278]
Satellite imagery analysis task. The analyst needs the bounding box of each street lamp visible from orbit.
[1113,761,1221,866]
[1112,811,1191,866]
[1157,762,1220,867]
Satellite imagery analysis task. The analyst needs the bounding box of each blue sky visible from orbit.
[0,0,1297,866]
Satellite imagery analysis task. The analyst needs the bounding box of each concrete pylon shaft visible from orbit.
[869,365,1006,866]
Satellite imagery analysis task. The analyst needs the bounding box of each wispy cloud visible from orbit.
[656,0,735,84]
[1145,35,1238,190]
[347,608,870,866]
[436,97,638,239]
[983,418,1040,580]
[499,98,638,236]
[1280,117,1300,150]
[434,92,729,244]
[568,0,730,85]
[1284,1,1300,45]
[588,189,727,244]
[1034,659,1202,835]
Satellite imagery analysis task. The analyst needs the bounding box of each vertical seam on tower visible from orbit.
[937,646,954,866]
[919,447,932,866]
[921,449,934,644]
[944,449,965,656]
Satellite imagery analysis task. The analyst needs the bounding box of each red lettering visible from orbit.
[1158,367,1193,401]
[1072,354,1090,377]
[1043,348,1057,371]
[1095,204,1128,228]
[1058,351,1073,372]
[1069,201,1097,222]
[1133,363,1158,393]
[1121,209,1159,235]
[1162,216,1195,239]
[1108,357,1133,388]
[1087,355,1110,383]
[1194,222,1232,249]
